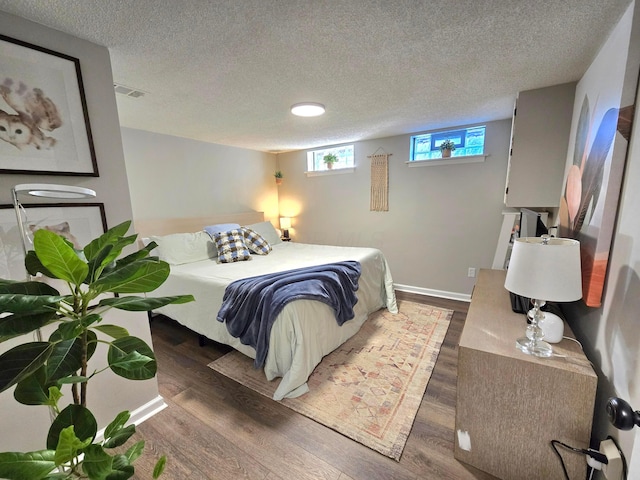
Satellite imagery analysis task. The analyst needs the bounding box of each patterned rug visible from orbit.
[208,300,452,460]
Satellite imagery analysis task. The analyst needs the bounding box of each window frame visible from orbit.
[305,144,355,176]
[409,125,487,166]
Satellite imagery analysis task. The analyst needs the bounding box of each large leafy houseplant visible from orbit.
[0,220,194,479]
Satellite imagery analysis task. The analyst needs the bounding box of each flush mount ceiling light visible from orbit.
[290,102,325,117]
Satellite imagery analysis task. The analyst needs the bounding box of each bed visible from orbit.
[135,213,397,400]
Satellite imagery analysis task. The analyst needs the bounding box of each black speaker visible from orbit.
[606,397,640,430]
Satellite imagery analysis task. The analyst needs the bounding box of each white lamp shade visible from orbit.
[504,237,582,302]
[279,217,291,230]
[13,183,96,199]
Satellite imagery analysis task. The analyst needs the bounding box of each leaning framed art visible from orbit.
[0,203,107,281]
[557,4,639,307]
[0,34,98,176]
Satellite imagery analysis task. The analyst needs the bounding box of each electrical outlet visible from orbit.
[600,439,623,480]
[467,267,476,278]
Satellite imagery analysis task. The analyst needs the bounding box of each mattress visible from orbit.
[151,241,397,400]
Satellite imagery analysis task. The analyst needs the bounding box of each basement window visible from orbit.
[306,144,355,175]
[409,125,486,164]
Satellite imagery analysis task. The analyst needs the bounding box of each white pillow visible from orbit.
[149,231,216,265]
[244,221,282,245]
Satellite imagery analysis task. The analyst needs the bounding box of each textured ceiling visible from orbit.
[0,0,632,152]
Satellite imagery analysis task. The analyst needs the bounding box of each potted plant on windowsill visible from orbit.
[323,153,338,170]
[440,140,456,158]
[274,170,283,185]
[0,220,194,479]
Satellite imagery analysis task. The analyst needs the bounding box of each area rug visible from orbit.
[208,300,452,460]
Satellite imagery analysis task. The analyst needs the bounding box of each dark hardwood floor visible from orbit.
[130,292,498,479]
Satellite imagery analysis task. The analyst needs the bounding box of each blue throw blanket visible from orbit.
[217,261,361,368]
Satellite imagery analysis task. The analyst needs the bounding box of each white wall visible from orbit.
[121,127,279,226]
[277,119,512,298]
[561,2,640,476]
[0,12,161,451]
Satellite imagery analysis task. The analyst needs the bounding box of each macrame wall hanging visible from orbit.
[368,150,391,211]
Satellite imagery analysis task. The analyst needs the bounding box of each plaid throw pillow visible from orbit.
[212,229,251,263]
[242,227,272,255]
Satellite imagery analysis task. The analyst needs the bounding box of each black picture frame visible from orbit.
[0,34,98,176]
[0,202,107,280]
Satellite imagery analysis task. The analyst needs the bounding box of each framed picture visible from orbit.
[557,6,639,307]
[0,34,98,176]
[0,203,107,281]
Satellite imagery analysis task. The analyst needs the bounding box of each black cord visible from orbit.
[551,440,573,480]
[550,440,609,480]
[606,435,628,480]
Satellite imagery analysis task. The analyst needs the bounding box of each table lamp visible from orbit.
[504,235,582,357]
[280,217,291,240]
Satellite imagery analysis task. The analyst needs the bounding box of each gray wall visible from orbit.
[121,127,279,226]
[0,12,160,451]
[277,119,512,298]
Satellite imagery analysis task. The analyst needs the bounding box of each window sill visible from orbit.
[305,167,355,177]
[406,155,488,167]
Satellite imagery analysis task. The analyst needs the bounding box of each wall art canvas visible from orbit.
[0,35,98,176]
[0,203,106,281]
[558,4,639,307]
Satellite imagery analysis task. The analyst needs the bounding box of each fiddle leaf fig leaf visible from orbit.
[14,366,49,406]
[47,404,97,451]
[94,324,130,339]
[0,451,56,480]
[34,229,88,285]
[0,342,53,393]
[124,441,145,464]
[0,311,57,339]
[54,426,91,466]
[153,455,167,479]
[98,295,194,311]
[93,260,170,294]
[108,337,156,380]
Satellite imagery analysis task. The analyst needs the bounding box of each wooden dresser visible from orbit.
[454,269,597,480]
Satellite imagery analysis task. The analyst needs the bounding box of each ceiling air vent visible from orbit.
[113,83,146,98]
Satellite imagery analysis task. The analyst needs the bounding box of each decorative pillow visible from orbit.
[242,227,272,255]
[243,221,282,245]
[204,223,240,238]
[212,229,251,263]
[148,231,215,265]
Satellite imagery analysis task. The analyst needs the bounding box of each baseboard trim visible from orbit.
[96,395,167,442]
[394,283,471,303]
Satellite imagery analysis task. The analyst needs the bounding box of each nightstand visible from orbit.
[454,269,597,480]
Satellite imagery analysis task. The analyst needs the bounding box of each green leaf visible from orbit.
[57,376,89,385]
[86,243,115,283]
[108,337,156,380]
[51,320,84,341]
[103,411,130,440]
[34,229,89,285]
[153,456,166,479]
[45,338,83,382]
[54,426,91,466]
[81,444,112,479]
[98,295,195,312]
[94,324,130,339]
[0,342,53,393]
[47,404,97,450]
[84,221,132,262]
[124,441,144,464]
[14,366,49,406]
[103,425,135,449]
[0,294,64,314]
[25,251,56,279]
[93,259,170,294]
[0,281,60,296]
[107,454,134,480]
[0,450,56,480]
[0,311,58,339]
[81,313,103,328]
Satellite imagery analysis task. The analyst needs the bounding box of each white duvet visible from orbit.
[151,242,398,400]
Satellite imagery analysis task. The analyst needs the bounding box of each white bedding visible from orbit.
[151,241,398,400]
